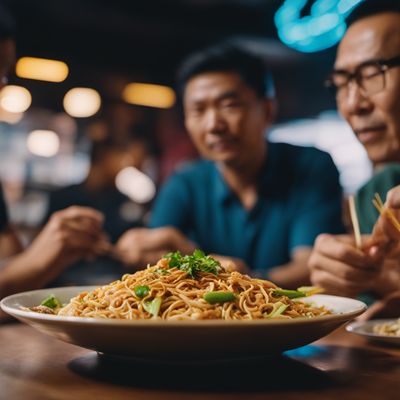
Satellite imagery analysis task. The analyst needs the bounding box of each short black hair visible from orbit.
[347,0,400,27]
[0,2,16,41]
[176,43,274,100]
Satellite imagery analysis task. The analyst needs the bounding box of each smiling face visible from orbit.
[183,71,272,168]
[335,12,400,164]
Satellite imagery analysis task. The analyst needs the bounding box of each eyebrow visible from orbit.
[187,90,241,106]
[333,57,386,74]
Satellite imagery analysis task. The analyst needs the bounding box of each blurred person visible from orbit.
[44,127,151,243]
[40,129,154,286]
[0,7,109,317]
[116,44,345,288]
[309,1,400,312]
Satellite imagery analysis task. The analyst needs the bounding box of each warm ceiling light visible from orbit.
[63,87,101,118]
[0,85,32,113]
[115,166,156,204]
[16,57,69,82]
[0,108,23,124]
[27,130,60,157]
[122,83,176,109]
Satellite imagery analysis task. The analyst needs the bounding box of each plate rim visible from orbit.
[346,318,400,341]
[1,286,367,327]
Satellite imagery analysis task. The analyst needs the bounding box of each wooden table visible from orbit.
[0,321,399,400]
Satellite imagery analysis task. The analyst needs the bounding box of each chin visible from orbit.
[207,151,237,163]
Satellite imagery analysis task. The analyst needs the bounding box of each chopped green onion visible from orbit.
[40,294,62,310]
[265,302,288,318]
[273,286,324,299]
[273,289,305,299]
[203,291,236,304]
[143,297,162,317]
[134,285,150,298]
[296,286,324,296]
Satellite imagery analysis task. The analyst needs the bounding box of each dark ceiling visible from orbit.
[4,0,338,120]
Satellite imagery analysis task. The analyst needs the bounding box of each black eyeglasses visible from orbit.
[325,55,400,100]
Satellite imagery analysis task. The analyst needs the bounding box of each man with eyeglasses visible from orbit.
[309,0,400,317]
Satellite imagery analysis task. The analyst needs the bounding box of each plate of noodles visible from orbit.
[1,251,367,361]
[346,318,400,345]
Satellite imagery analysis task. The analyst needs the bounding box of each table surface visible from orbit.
[0,321,399,400]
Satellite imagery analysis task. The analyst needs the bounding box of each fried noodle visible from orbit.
[57,258,330,320]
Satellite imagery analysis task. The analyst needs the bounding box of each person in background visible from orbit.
[116,43,345,288]
[0,7,109,316]
[44,124,151,244]
[309,0,400,317]
[40,126,153,286]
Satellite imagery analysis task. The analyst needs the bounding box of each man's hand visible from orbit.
[359,290,400,320]
[209,254,250,275]
[309,233,382,297]
[25,206,109,278]
[114,226,196,268]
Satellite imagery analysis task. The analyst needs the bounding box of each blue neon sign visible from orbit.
[274,0,365,52]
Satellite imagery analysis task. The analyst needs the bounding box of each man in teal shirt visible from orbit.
[116,44,344,287]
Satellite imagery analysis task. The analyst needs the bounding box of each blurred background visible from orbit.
[0,0,371,237]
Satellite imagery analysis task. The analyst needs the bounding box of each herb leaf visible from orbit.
[40,294,62,310]
[163,250,221,278]
[134,285,150,298]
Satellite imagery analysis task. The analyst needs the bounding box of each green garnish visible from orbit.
[203,291,236,304]
[273,286,324,299]
[265,301,288,318]
[273,289,305,299]
[296,286,324,296]
[134,285,150,298]
[40,294,62,310]
[154,268,170,275]
[143,297,162,317]
[163,249,222,278]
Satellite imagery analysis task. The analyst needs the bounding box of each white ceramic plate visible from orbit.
[346,319,400,346]
[1,287,367,361]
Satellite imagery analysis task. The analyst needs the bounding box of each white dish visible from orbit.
[1,287,367,361]
[346,319,400,346]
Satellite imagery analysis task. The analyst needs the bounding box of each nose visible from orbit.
[204,108,226,133]
[341,80,373,115]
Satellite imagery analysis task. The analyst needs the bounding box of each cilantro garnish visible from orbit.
[163,249,221,278]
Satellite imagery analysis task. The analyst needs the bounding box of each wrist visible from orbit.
[372,268,400,297]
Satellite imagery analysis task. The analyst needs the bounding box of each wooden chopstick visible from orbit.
[372,192,400,232]
[349,195,362,249]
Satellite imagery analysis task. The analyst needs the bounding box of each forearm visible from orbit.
[0,250,55,300]
[268,248,312,289]
[0,226,23,259]
[372,266,400,298]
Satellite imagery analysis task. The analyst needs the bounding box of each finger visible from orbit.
[61,218,106,240]
[386,187,400,209]
[57,206,104,223]
[314,234,370,269]
[312,252,380,283]
[154,227,196,253]
[311,269,370,297]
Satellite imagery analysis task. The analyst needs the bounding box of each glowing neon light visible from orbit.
[274,0,365,52]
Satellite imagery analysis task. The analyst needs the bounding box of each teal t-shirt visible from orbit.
[355,163,400,234]
[149,142,345,276]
